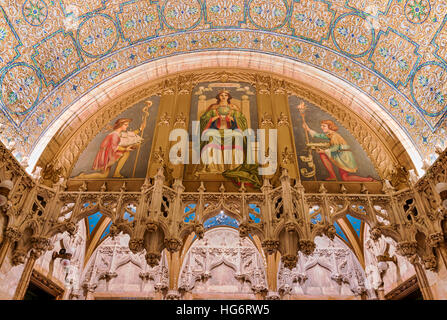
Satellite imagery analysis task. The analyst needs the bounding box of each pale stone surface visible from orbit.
[178,227,267,298]
[363,224,416,297]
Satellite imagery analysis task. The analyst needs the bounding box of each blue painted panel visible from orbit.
[346,214,362,238]
[87,211,102,234]
[333,221,349,243]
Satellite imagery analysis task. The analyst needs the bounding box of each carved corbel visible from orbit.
[30,236,52,259]
[11,249,28,266]
[261,239,279,255]
[128,239,144,254]
[193,223,205,239]
[369,226,383,241]
[239,222,250,238]
[427,232,444,248]
[41,162,65,186]
[166,290,181,300]
[396,241,418,257]
[145,252,161,267]
[5,227,22,242]
[164,238,182,253]
[99,272,118,281]
[422,255,437,271]
[298,240,316,255]
[281,255,298,270]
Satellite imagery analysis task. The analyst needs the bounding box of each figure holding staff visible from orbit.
[299,103,375,182]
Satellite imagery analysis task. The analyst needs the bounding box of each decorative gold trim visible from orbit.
[29,269,65,299]
[384,275,419,300]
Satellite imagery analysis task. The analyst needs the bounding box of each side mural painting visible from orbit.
[289,95,380,182]
[71,97,160,179]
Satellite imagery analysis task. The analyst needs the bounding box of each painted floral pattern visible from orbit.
[291,0,334,43]
[163,0,202,30]
[32,31,82,86]
[0,11,21,72]
[332,14,374,56]
[206,0,244,27]
[77,15,118,57]
[22,0,48,26]
[405,0,430,24]
[370,31,419,86]
[118,1,160,44]
[1,64,40,114]
[248,0,287,29]
[412,64,447,115]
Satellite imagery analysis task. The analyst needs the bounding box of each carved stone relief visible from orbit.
[79,233,168,299]
[178,227,267,295]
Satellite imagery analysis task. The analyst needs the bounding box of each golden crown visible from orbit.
[218,89,230,94]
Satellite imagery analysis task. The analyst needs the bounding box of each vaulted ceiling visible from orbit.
[1,0,446,172]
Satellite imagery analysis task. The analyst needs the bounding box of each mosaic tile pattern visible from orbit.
[117,1,161,45]
[0,0,446,164]
[31,30,83,87]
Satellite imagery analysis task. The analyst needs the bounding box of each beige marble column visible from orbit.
[0,228,21,269]
[413,262,434,300]
[0,238,11,269]
[167,251,181,292]
[265,252,280,293]
[12,255,37,300]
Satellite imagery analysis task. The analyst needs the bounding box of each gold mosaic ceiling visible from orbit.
[1,0,447,169]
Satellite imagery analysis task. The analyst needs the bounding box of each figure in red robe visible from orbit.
[76,118,139,178]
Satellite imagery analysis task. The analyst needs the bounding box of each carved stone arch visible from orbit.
[32,58,418,182]
[73,205,114,226]
[303,258,335,274]
[208,259,238,274]
[331,207,373,230]
[178,227,267,294]
[19,219,40,236]
[272,219,306,240]
[200,205,242,227]
[113,223,134,239]
[114,256,142,271]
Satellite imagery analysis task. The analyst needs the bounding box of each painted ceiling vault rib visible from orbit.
[0,0,445,169]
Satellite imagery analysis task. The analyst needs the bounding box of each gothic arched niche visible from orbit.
[178,227,267,298]
[277,235,368,299]
[80,233,169,299]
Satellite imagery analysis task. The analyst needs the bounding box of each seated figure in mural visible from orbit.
[303,120,375,182]
[76,118,141,179]
[196,90,261,188]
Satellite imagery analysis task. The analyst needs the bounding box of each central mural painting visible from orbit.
[184,81,261,188]
[70,79,380,186]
